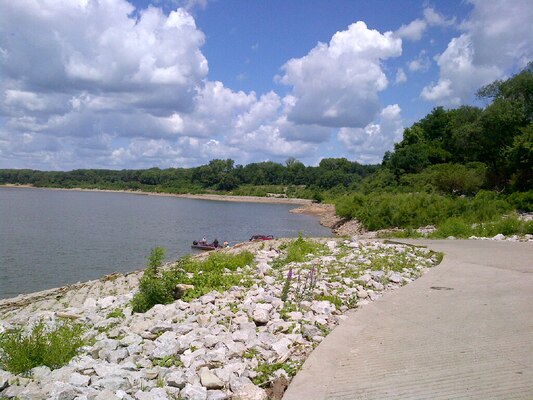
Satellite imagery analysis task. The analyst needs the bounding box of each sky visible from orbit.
[0,0,532,170]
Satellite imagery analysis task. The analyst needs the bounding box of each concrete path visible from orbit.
[284,240,533,400]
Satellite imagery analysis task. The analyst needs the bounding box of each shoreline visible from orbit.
[0,184,313,206]
[0,238,442,399]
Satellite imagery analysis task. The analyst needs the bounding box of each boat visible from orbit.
[249,234,274,241]
[191,240,217,250]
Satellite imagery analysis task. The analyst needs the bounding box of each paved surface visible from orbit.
[284,240,533,400]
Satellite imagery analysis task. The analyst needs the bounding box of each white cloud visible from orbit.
[338,104,403,164]
[422,0,533,105]
[280,21,402,128]
[423,7,455,27]
[395,19,427,41]
[395,68,407,84]
[408,51,431,72]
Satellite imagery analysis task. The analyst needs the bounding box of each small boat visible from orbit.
[191,240,216,251]
[249,234,274,241]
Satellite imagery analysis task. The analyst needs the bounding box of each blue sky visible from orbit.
[0,0,531,170]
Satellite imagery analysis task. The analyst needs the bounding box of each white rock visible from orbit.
[134,388,169,400]
[69,372,91,387]
[271,337,292,358]
[206,389,229,400]
[389,273,403,284]
[42,382,78,400]
[181,383,207,400]
[310,300,335,315]
[230,377,267,400]
[0,369,12,390]
[166,371,187,389]
[199,367,225,390]
[356,289,368,299]
[97,296,117,309]
[492,233,505,241]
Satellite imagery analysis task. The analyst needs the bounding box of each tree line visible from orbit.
[1,63,531,199]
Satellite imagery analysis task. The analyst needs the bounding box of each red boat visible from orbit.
[249,234,274,241]
[191,240,217,250]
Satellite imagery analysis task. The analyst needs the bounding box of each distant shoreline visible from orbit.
[0,184,314,206]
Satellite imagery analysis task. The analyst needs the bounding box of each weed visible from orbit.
[106,307,125,319]
[252,361,299,387]
[0,320,87,375]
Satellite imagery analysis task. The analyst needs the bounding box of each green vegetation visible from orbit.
[106,307,125,319]
[252,360,299,387]
[273,234,327,269]
[132,248,255,312]
[0,320,87,375]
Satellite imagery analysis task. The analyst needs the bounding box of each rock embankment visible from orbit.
[0,239,441,400]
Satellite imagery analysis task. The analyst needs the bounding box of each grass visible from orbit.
[273,234,327,269]
[0,320,87,375]
[132,249,256,312]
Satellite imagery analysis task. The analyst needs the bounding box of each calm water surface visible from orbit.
[0,187,331,299]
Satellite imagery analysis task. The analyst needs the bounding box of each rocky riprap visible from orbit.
[0,239,441,400]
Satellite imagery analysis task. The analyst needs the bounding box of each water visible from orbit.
[0,187,331,298]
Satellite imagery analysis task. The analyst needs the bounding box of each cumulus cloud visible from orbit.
[422,0,533,105]
[338,104,403,164]
[279,21,402,128]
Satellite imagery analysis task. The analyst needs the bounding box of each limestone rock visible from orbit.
[181,383,207,400]
[199,367,225,390]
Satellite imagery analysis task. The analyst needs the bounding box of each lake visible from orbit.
[0,187,331,299]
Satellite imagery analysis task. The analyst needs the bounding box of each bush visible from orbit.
[334,191,514,231]
[132,250,256,312]
[507,191,533,212]
[0,320,86,375]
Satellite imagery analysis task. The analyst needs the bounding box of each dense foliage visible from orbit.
[0,320,87,374]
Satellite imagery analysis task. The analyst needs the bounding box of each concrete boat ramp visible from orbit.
[284,239,533,400]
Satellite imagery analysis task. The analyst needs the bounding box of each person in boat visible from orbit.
[223,241,229,248]
[202,236,206,243]
[213,238,219,248]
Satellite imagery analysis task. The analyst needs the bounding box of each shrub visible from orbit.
[273,234,326,268]
[132,249,256,312]
[0,320,86,375]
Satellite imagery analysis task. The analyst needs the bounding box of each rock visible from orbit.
[271,337,292,358]
[152,331,183,359]
[370,280,384,291]
[0,369,12,390]
[173,284,195,300]
[206,390,229,400]
[310,301,335,315]
[389,273,403,284]
[492,233,505,241]
[134,388,169,400]
[357,274,372,284]
[143,368,160,380]
[356,289,368,299]
[166,371,187,389]
[252,304,272,326]
[69,372,91,387]
[181,383,207,400]
[230,377,267,400]
[47,382,79,400]
[31,365,51,382]
[199,367,225,390]
[94,389,122,400]
[301,324,321,341]
[97,296,117,309]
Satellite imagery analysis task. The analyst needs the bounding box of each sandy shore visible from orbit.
[1,184,313,206]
